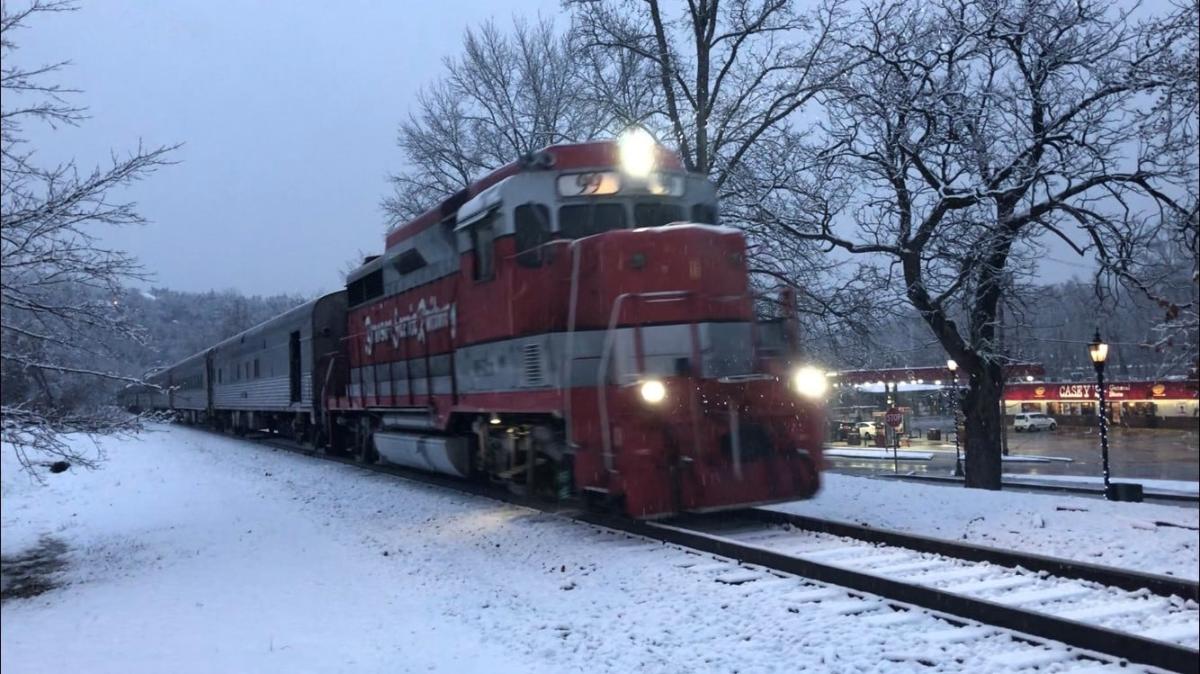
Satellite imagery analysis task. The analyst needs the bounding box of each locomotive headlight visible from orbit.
[792,366,828,399]
[618,127,656,178]
[639,379,667,405]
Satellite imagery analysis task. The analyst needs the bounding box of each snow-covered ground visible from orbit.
[771,473,1199,580]
[2,425,1171,673]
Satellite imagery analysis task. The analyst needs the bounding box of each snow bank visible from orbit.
[999,473,1200,496]
[1,426,1145,673]
[771,473,1199,580]
[824,449,934,460]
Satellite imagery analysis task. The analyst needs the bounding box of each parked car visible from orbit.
[1014,412,1057,432]
[854,421,881,441]
[834,421,857,441]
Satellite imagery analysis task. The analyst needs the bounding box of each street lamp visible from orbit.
[1089,330,1113,499]
[947,359,963,478]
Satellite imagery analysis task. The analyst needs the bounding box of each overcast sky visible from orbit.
[13,1,1098,298]
[13,0,560,297]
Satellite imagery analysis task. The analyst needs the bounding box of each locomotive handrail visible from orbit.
[597,291,689,472]
[594,290,749,473]
[562,240,585,451]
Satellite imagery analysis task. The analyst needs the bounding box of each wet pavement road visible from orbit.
[826,425,1199,483]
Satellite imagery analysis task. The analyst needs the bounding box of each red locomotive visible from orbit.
[151,131,828,518]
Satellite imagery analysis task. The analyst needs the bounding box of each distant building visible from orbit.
[1004,380,1199,429]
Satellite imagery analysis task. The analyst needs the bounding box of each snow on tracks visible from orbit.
[769,473,1199,580]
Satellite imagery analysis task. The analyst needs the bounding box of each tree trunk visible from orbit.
[962,361,1004,489]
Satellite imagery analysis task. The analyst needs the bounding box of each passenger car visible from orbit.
[1014,412,1057,432]
[854,421,881,440]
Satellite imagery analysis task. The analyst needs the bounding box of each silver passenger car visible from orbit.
[209,291,347,434]
[145,291,347,437]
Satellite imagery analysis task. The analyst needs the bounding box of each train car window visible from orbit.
[289,331,302,402]
[514,203,551,268]
[634,202,685,228]
[471,215,496,281]
[348,278,364,305]
[348,269,384,306]
[691,204,717,224]
[363,269,384,299]
[559,203,626,239]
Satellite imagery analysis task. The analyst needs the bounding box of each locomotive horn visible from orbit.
[518,151,555,170]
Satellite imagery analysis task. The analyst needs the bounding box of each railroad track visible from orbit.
[236,429,1198,672]
[738,508,1198,601]
[644,510,1199,672]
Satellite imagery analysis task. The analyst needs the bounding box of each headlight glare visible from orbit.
[639,379,667,404]
[792,366,828,399]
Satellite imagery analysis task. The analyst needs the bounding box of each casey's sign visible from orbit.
[1004,380,1198,401]
[1058,384,1093,399]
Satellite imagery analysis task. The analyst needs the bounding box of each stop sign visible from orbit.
[884,407,903,428]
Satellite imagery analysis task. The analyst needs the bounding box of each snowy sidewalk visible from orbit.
[1,425,1158,673]
[770,473,1199,580]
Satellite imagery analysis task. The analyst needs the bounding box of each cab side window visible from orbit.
[471,213,496,281]
[514,203,551,268]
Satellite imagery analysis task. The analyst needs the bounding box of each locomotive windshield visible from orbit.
[634,202,685,228]
[557,199,709,239]
[559,202,627,238]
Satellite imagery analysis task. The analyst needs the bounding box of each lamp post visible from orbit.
[947,359,963,478]
[1089,330,1112,499]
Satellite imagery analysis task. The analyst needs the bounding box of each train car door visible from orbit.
[205,350,215,419]
[289,331,301,403]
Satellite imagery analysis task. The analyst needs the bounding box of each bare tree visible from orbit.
[1104,222,1199,375]
[385,4,879,342]
[571,0,884,342]
[1,0,176,473]
[1097,0,1199,375]
[383,16,606,226]
[572,0,850,179]
[789,0,1196,489]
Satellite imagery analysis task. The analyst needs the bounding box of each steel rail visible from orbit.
[596,515,1200,674]
[738,508,1200,602]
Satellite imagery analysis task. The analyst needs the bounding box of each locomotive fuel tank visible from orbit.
[373,431,471,478]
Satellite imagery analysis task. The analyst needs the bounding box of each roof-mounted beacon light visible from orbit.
[618,127,656,178]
